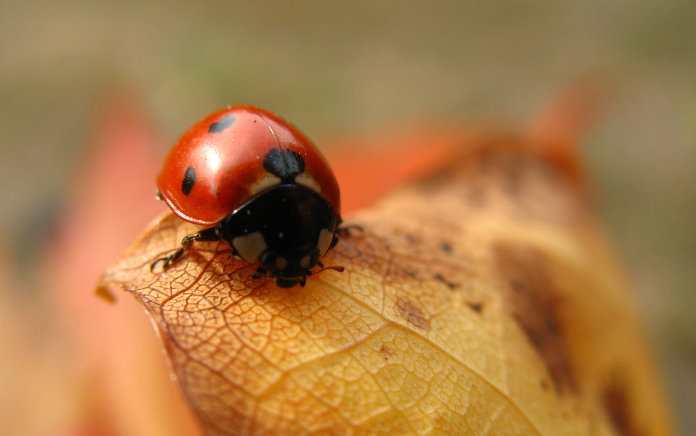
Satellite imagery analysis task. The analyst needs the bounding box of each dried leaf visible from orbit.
[99,129,673,435]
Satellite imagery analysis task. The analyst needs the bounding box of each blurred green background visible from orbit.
[1,0,694,433]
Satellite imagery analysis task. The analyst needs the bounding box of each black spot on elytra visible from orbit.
[208,114,236,133]
[182,166,196,195]
[263,149,305,182]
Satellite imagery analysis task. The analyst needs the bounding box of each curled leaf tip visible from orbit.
[94,284,117,303]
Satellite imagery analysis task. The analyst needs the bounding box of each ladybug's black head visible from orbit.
[218,184,338,288]
[259,247,321,288]
[274,277,305,288]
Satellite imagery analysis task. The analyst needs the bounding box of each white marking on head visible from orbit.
[275,257,289,270]
[295,173,321,194]
[317,228,334,257]
[249,174,282,195]
[299,255,312,269]
[232,231,268,263]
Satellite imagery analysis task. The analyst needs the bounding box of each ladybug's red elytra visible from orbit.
[153,106,346,288]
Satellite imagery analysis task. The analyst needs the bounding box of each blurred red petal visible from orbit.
[327,125,474,214]
[40,88,202,436]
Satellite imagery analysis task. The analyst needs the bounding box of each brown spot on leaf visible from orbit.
[434,272,458,290]
[467,302,483,313]
[602,374,646,436]
[396,297,430,330]
[379,344,393,360]
[494,243,577,394]
[440,242,453,254]
[404,267,418,278]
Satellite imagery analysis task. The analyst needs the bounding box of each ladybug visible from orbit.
[152,106,345,288]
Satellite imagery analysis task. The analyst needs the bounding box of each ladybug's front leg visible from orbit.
[251,267,267,280]
[330,224,364,249]
[151,227,220,271]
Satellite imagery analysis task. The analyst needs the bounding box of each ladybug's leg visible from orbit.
[251,267,267,280]
[151,227,220,271]
[337,224,363,235]
[331,224,363,249]
[308,261,345,276]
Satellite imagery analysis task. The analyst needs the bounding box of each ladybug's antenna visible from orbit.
[308,261,345,276]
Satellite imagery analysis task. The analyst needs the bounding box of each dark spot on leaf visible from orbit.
[467,302,483,313]
[404,233,416,243]
[182,166,196,195]
[208,114,236,133]
[494,243,576,394]
[396,298,430,331]
[440,242,453,254]
[434,273,458,290]
[387,262,420,280]
[379,345,393,360]
[602,373,646,436]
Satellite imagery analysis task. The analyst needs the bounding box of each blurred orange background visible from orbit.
[0,1,694,435]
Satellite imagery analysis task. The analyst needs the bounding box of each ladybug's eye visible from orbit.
[259,251,288,272]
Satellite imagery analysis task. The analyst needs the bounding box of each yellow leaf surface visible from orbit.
[99,131,672,436]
